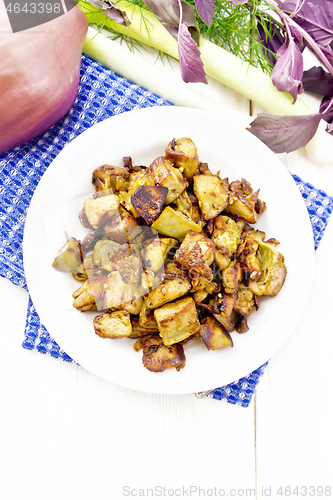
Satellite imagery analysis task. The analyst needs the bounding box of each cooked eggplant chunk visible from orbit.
[240,231,287,296]
[115,253,142,284]
[154,296,200,346]
[93,239,127,272]
[174,230,215,281]
[151,206,202,241]
[224,179,262,224]
[165,137,199,179]
[147,156,186,204]
[129,316,160,338]
[119,171,155,218]
[84,193,120,228]
[53,136,287,373]
[193,174,229,220]
[72,275,108,312]
[146,277,191,309]
[131,185,168,224]
[222,260,242,294]
[143,236,178,273]
[103,271,143,311]
[139,335,186,372]
[212,215,242,257]
[92,165,129,192]
[234,285,255,316]
[52,237,83,274]
[174,189,193,217]
[139,299,158,329]
[104,205,143,245]
[199,316,233,350]
[93,310,132,339]
[214,311,238,331]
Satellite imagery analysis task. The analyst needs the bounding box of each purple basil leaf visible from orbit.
[282,0,333,47]
[320,96,333,121]
[194,0,215,26]
[271,38,304,102]
[178,22,208,83]
[326,122,333,134]
[303,66,333,96]
[246,113,322,153]
[143,0,200,43]
[87,0,130,25]
[256,17,285,66]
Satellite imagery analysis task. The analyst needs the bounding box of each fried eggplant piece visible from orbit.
[131,185,168,224]
[72,275,108,311]
[212,215,242,257]
[154,296,200,346]
[174,189,193,218]
[119,171,155,218]
[213,311,239,331]
[93,239,127,272]
[193,290,209,303]
[129,316,160,338]
[222,260,242,294]
[104,205,143,245]
[162,261,189,281]
[139,299,158,329]
[147,156,186,204]
[248,261,287,297]
[237,230,264,279]
[193,280,220,301]
[143,237,178,273]
[193,174,229,220]
[214,249,230,271]
[191,276,212,292]
[224,179,261,224]
[151,206,202,241]
[52,237,83,274]
[81,249,95,275]
[140,268,163,295]
[165,137,199,179]
[103,271,144,313]
[115,253,142,284]
[236,315,249,333]
[93,310,132,339]
[240,231,287,296]
[174,231,215,281]
[233,285,255,316]
[146,277,191,309]
[78,207,94,229]
[92,165,129,192]
[84,193,120,228]
[138,335,186,372]
[214,291,237,318]
[199,316,233,350]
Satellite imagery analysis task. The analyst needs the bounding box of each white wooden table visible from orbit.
[1,37,333,500]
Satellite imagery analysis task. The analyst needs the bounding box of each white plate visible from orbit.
[23,106,315,395]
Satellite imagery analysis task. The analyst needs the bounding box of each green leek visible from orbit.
[83,27,252,127]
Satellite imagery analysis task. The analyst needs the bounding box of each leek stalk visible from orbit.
[79,0,312,116]
[79,1,333,166]
[83,27,252,127]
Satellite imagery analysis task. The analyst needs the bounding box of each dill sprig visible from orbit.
[187,0,281,74]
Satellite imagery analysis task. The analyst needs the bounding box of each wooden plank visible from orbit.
[0,277,256,499]
[256,219,333,498]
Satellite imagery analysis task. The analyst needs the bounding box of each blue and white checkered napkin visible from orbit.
[1,55,332,406]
